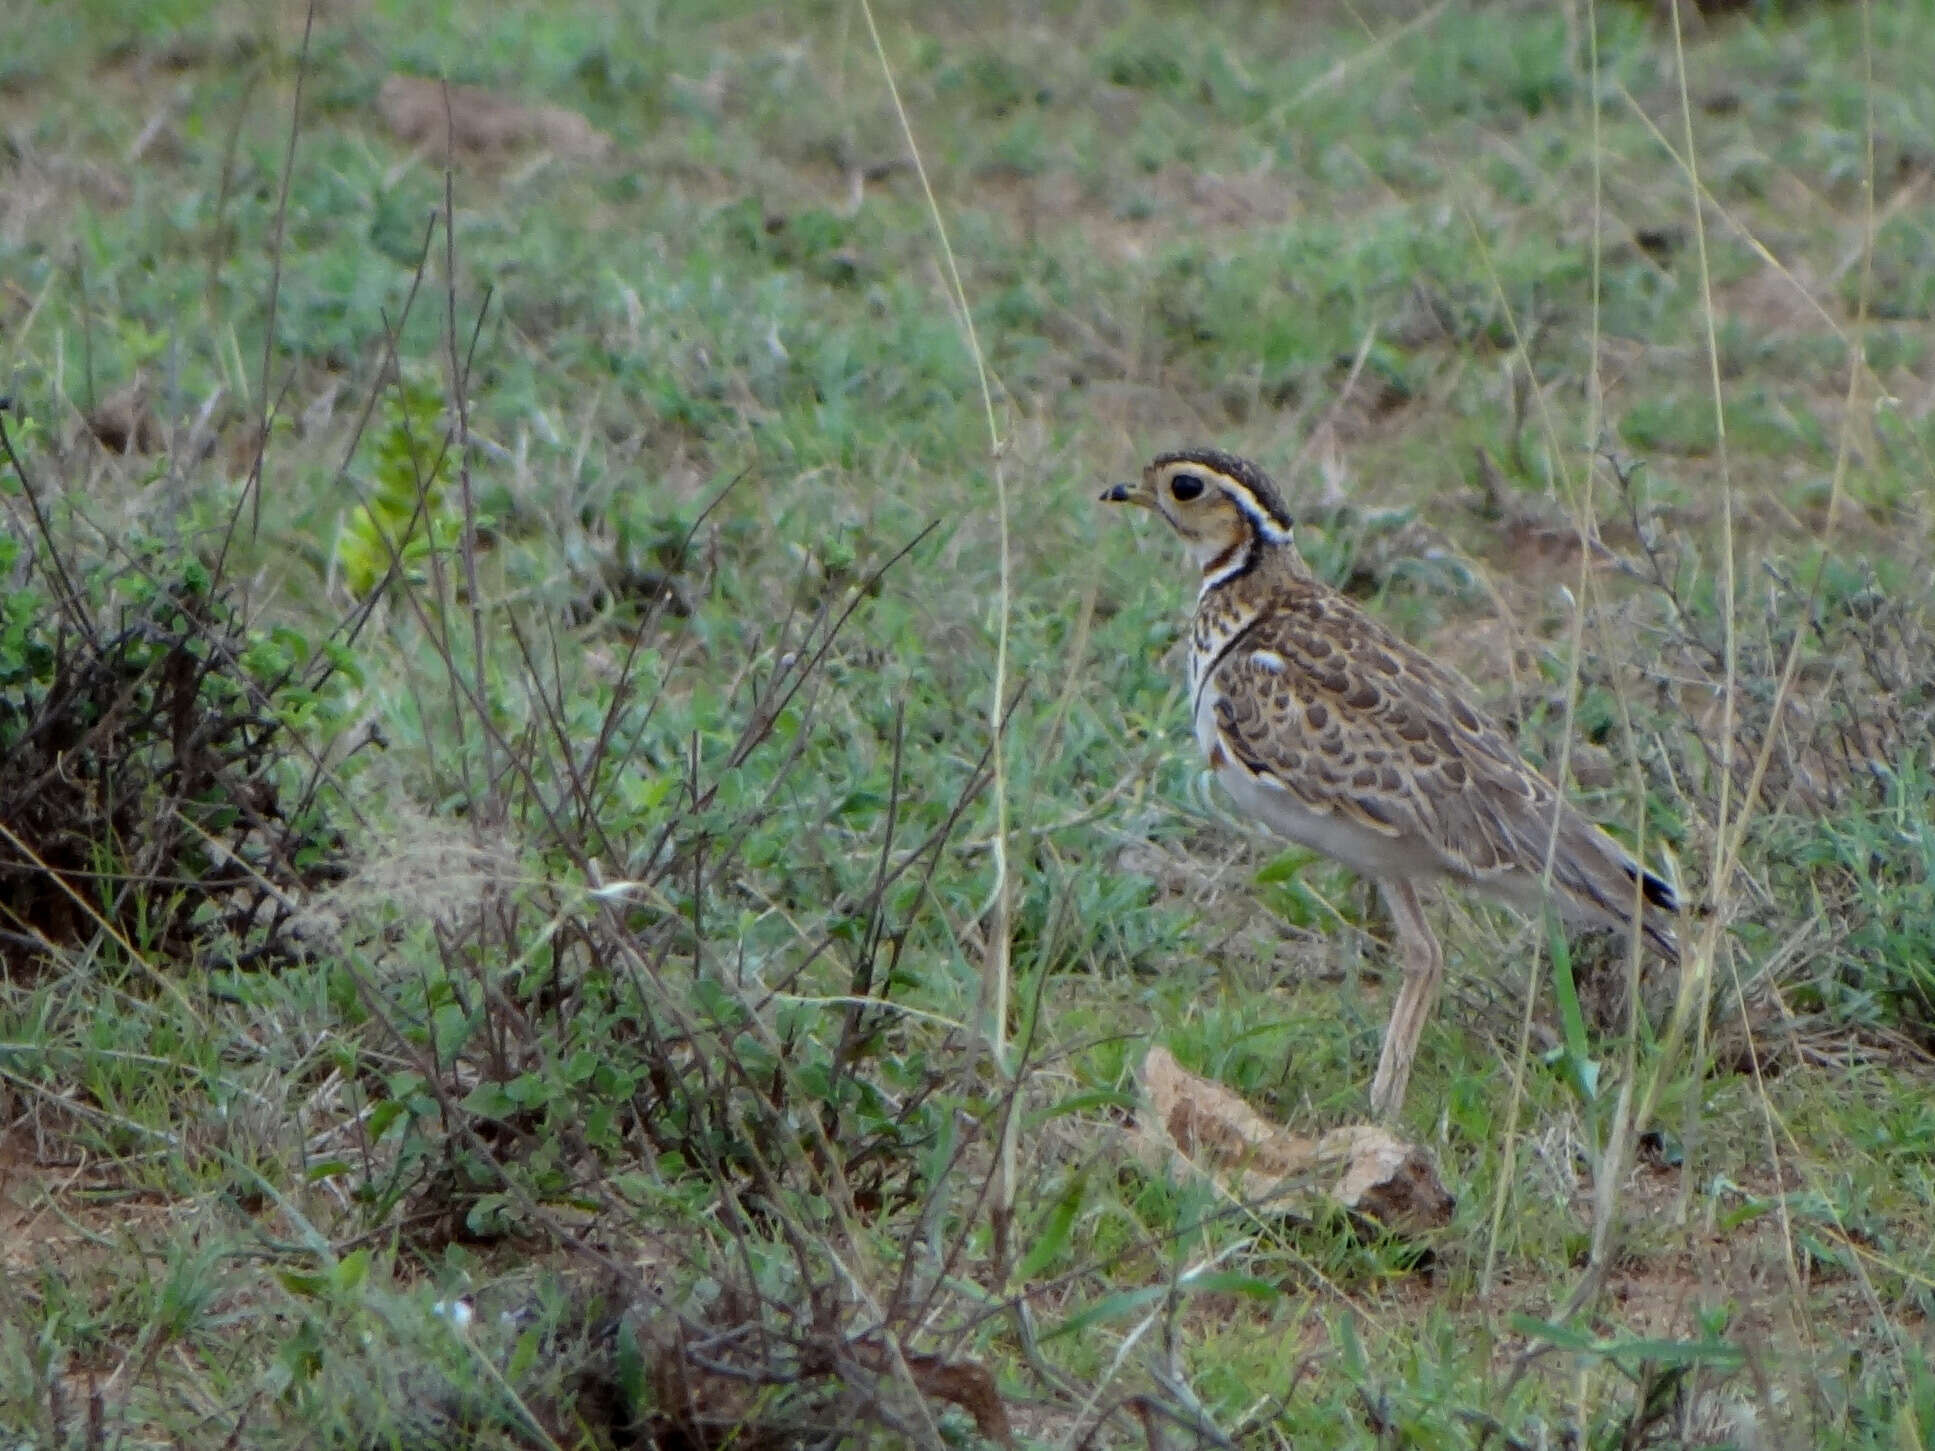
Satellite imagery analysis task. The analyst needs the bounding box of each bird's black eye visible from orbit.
[1170,472,1206,502]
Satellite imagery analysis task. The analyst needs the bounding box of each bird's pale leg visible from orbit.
[1368,879,1445,1120]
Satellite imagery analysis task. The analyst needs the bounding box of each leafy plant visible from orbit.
[0,449,360,973]
[335,370,467,597]
[1782,762,1935,1041]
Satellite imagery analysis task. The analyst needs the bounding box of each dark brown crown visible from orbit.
[1152,447,1294,531]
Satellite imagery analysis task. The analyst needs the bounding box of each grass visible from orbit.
[3,0,1935,1445]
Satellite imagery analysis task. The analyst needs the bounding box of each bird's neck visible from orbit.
[1189,539,1311,695]
[1195,529,1305,601]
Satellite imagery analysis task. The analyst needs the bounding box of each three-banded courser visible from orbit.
[1103,447,1680,1118]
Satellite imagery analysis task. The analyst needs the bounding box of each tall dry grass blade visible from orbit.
[857,0,1024,1276]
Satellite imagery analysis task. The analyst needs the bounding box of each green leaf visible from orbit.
[1017,1172,1085,1280]
[1606,1336,1746,1371]
[1046,1267,1276,1342]
[433,1002,473,1060]
[276,1316,325,1385]
[1176,1270,1279,1299]
[277,1270,331,1300]
[1255,848,1321,885]
[1507,1315,1744,1371]
[366,1099,407,1141]
[465,1194,516,1237]
[1043,1285,1166,1341]
[1336,1313,1368,1377]
[1507,1314,1598,1352]
[1025,1088,1136,1127]
[461,1080,518,1120]
[506,1072,551,1108]
[332,1249,372,1294]
[613,1316,646,1412]
[507,1326,541,1381]
[1717,1197,1769,1234]
[1544,914,1598,1103]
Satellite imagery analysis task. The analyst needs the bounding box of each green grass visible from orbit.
[3,0,1935,1445]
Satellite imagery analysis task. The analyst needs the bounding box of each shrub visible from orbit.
[0,446,359,975]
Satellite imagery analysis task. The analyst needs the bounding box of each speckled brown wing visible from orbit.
[1206,589,1555,884]
[1205,587,1680,961]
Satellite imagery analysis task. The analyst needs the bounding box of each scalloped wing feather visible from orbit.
[1204,590,1679,958]
[1206,594,1551,878]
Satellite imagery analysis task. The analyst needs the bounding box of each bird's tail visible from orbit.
[1556,813,1686,962]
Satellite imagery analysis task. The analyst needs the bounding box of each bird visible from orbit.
[1101,447,1681,1119]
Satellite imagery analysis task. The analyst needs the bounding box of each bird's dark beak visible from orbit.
[1100,481,1151,507]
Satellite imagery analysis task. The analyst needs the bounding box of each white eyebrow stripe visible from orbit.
[1225,484,1294,545]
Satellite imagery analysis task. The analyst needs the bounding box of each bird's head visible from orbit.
[1100,447,1297,579]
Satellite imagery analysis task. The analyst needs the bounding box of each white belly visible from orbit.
[1215,760,1448,881]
